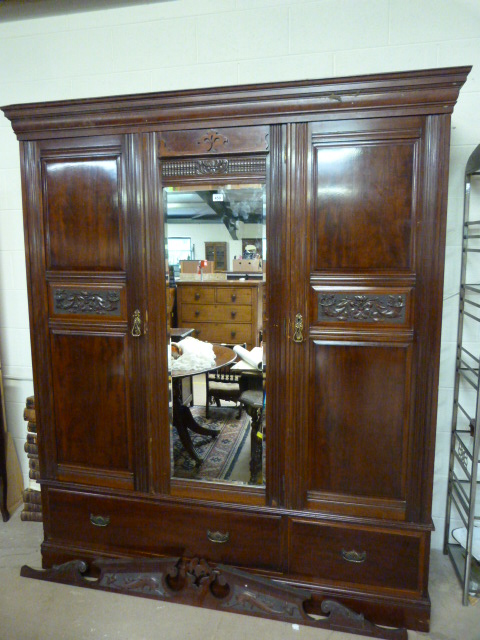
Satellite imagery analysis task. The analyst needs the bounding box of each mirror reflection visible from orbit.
[165,184,266,487]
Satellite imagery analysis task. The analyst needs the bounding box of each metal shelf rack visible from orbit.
[445,144,480,605]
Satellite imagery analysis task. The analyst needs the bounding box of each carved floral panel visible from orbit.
[53,288,122,316]
[317,293,406,323]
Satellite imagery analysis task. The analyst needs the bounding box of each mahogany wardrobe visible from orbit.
[2,66,470,636]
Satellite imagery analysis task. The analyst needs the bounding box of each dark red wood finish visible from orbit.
[45,488,284,572]
[43,156,123,270]
[289,518,426,593]
[17,134,149,491]
[2,67,470,632]
[310,343,410,501]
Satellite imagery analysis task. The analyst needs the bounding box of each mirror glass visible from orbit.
[165,184,266,488]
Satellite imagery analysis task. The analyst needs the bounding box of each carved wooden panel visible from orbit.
[308,342,410,502]
[51,333,131,473]
[49,285,124,318]
[317,292,407,323]
[43,156,123,270]
[159,126,269,157]
[312,125,419,270]
[92,558,298,615]
[161,156,266,180]
[20,556,408,639]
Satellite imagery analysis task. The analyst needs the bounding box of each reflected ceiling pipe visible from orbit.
[196,190,238,239]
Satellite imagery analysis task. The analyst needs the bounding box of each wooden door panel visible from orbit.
[43,156,123,270]
[51,332,131,472]
[313,139,417,271]
[308,342,410,502]
[290,118,423,518]
[26,134,147,490]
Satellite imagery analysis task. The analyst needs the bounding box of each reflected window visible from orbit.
[166,237,192,280]
[167,237,192,265]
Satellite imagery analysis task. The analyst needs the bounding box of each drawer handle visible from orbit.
[90,514,110,527]
[231,294,237,301]
[230,331,236,338]
[207,530,230,544]
[194,293,200,300]
[195,310,200,317]
[341,549,366,564]
[231,311,237,318]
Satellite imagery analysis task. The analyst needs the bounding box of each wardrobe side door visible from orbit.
[23,134,148,491]
[290,116,438,521]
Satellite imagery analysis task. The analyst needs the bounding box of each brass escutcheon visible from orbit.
[292,313,305,343]
[131,309,142,337]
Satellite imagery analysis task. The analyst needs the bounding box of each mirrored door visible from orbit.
[164,183,266,488]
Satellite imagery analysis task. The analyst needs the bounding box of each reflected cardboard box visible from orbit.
[232,258,263,273]
[178,272,227,282]
[180,260,214,274]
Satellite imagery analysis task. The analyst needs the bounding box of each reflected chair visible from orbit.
[205,342,247,418]
[239,373,265,484]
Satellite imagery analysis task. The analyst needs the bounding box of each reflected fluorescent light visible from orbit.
[316,147,359,164]
[316,148,358,197]
[317,186,352,197]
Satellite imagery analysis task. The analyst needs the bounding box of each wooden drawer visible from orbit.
[46,489,283,571]
[216,287,252,305]
[179,286,215,304]
[181,303,252,323]
[190,323,252,344]
[288,518,425,594]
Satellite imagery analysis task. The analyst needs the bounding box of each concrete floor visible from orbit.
[1,507,479,640]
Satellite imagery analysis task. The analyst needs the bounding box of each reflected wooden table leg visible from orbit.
[248,406,263,484]
[172,378,219,465]
[239,389,264,485]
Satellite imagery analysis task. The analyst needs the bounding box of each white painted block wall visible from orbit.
[0,0,479,549]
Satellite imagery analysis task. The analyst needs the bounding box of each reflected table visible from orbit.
[170,328,195,342]
[171,345,236,465]
[170,328,195,406]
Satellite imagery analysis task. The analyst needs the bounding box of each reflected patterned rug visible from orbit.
[172,406,250,481]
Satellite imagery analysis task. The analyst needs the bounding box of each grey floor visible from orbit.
[1,508,480,640]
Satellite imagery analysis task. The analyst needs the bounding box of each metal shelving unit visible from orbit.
[445,144,480,605]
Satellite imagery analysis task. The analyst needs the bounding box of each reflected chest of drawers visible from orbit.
[176,281,263,349]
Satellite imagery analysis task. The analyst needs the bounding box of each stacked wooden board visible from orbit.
[21,396,42,522]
